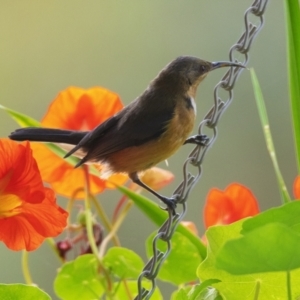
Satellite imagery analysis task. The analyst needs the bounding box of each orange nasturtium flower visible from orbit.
[0,139,68,251]
[203,183,260,228]
[293,175,300,199]
[31,86,127,199]
[133,167,174,192]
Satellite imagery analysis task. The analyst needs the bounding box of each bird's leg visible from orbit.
[129,172,177,215]
[184,134,209,146]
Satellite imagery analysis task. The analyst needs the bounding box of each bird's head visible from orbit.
[172,56,243,85]
[156,56,244,97]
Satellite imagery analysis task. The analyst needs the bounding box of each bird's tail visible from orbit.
[9,127,87,145]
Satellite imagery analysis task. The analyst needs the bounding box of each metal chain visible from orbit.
[135,0,269,299]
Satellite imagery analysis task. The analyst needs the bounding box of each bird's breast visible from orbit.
[104,95,196,174]
[168,95,196,144]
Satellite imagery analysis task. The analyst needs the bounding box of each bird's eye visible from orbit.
[200,65,207,72]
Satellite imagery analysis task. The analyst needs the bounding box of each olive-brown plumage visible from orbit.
[9,56,244,211]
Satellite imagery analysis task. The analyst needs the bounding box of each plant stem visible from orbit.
[46,238,65,263]
[287,271,292,300]
[83,165,114,293]
[253,280,261,300]
[21,251,32,285]
[83,165,100,259]
[99,201,133,258]
[90,194,120,246]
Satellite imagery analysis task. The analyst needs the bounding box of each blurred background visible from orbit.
[0,1,294,299]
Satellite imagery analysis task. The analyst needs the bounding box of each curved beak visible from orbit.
[211,61,245,70]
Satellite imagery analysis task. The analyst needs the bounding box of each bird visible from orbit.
[9,56,244,213]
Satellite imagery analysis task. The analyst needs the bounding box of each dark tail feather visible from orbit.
[9,127,87,145]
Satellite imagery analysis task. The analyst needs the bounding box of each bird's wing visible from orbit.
[64,112,122,158]
[75,96,175,164]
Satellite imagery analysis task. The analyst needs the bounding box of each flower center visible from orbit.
[0,194,22,218]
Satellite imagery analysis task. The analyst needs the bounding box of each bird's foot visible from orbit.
[184,134,209,146]
[159,196,177,215]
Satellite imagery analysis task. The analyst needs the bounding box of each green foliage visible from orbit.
[250,69,291,203]
[103,247,144,279]
[118,185,207,259]
[171,280,222,300]
[0,105,41,128]
[198,202,300,299]
[242,200,300,233]
[0,284,51,300]
[113,281,163,300]
[53,251,163,300]
[54,254,104,300]
[145,231,203,285]
[285,0,300,171]
[217,223,300,273]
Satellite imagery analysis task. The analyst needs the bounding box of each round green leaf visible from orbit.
[103,247,144,279]
[242,201,300,234]
[0,284,51,300]
[216,223,300,274]
[198,219,300,300]
[54,254,104,300]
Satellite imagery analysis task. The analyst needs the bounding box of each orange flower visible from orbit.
[132,167,174,192]
[203,183,259,228]
[31,86,127,199]
[293,175,300,199]
[0,139,68,251]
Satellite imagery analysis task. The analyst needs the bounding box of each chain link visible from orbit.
[135,0,269,298]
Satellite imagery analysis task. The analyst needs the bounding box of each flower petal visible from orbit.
[0,215,45,251]
[138,167,174,191]
[30,86,125,198]
[0,139,44,203]
[204,183,259,228]
[31,144,127,199]
[50,166,106,199]
[0,139,68,251]
[41,86,123,130]
[21,188,68,238]
[203,188,234,228]
[0,188,67,251]
[224,183,260,219]
[293,175,300,199]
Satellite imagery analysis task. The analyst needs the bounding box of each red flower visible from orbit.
[203,183,260,228]
[0,139,68,251]
[31,86,127,199]
[293,176,300,199]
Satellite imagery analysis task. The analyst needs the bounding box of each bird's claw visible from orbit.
[184,134,209,146]
[159,197,177,215]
